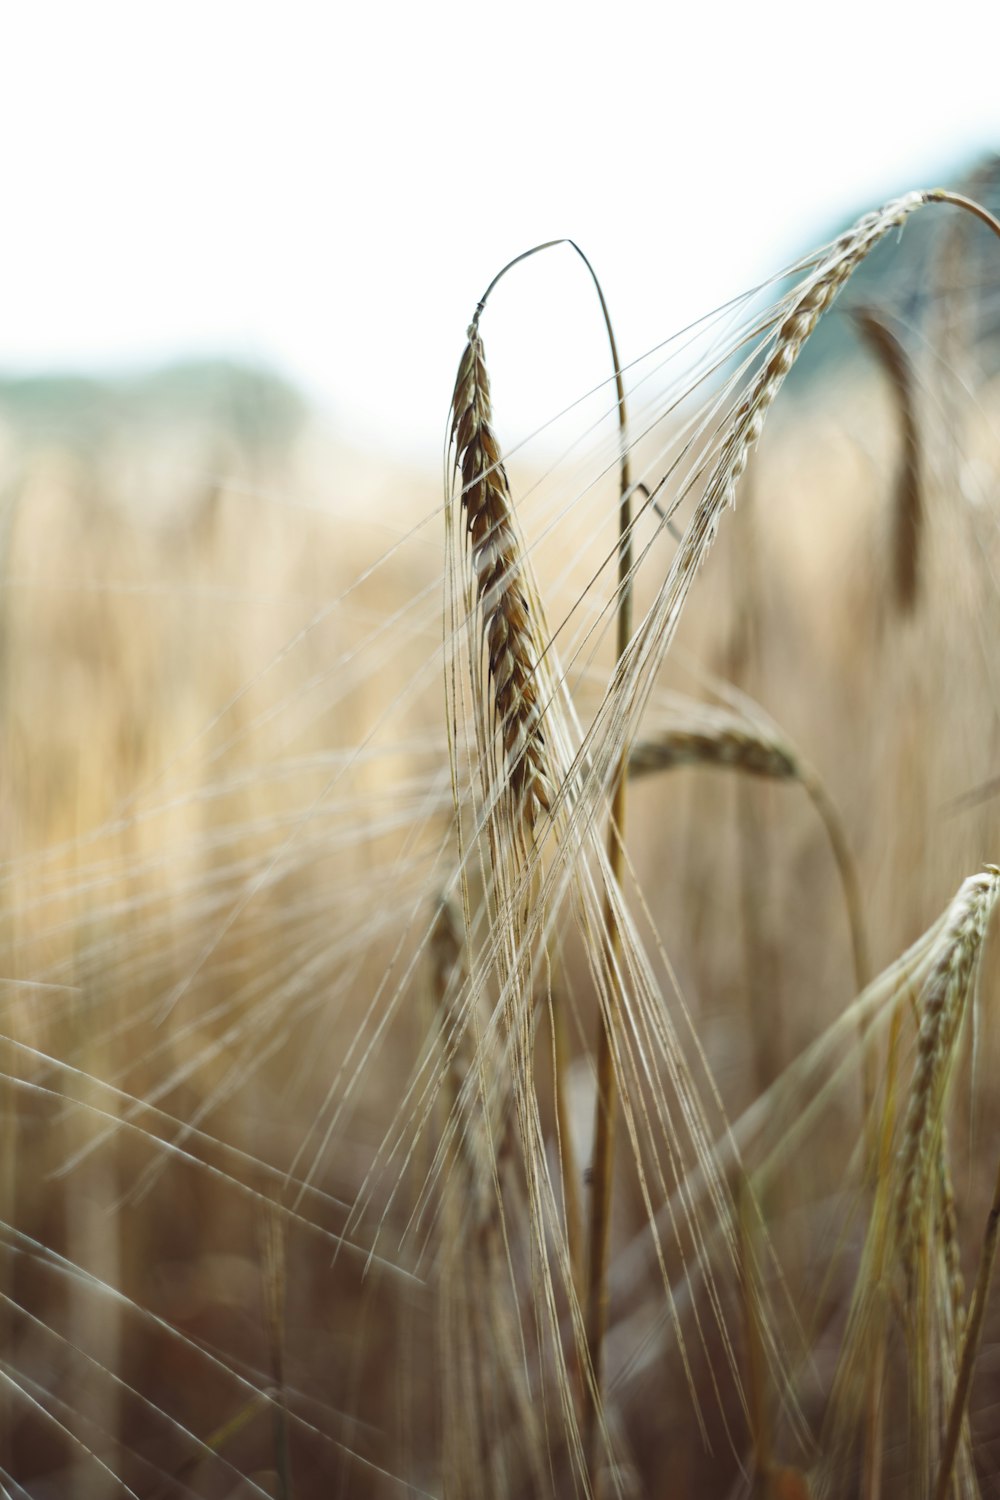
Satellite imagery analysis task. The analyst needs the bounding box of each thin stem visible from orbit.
[861,1004,906,1500]
[926,189,1000,243]
[738,1184,773,1492]
[800,767,874,1116]
[470,237,632,512]
[583,298,633,1490]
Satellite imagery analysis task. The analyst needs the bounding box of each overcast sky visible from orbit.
[2,2,997,459]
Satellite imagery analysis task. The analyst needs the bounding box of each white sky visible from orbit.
[2,1,997,459]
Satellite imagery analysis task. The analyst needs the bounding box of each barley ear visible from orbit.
[449,328,553,834]
[895,867,1000,1299]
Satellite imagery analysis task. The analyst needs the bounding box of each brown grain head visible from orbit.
[450,329,553,833]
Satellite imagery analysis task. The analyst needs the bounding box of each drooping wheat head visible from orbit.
[629,709,799,782]
[628,697,871,995]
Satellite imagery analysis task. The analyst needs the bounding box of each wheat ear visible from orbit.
[629,717,798,783]
[895,867,1000,1296]
[450,329,553,833]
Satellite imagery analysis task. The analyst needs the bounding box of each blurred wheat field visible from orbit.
[1,169,1000,1498]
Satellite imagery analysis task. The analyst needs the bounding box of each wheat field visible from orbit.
[0,166,999,1499]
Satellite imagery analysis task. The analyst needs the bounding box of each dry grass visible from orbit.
[0,175,999,1499]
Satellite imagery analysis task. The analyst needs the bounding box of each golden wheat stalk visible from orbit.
[449,329,553,834]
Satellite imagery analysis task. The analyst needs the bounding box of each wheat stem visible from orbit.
[926,188,1000,242]
[582,305,633,1494]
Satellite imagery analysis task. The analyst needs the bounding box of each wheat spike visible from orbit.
[896,866,1000,1295]
[629,709,799,782]
[450,328,553,832]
